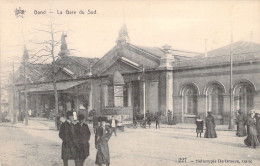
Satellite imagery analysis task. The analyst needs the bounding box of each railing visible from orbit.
[101,107,133,123]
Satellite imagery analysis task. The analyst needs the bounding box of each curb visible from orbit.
[0,122,236,132]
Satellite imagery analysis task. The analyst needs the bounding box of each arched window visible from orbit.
[183,85,198,115]
[207,84,224,115]
[234,82,255,113]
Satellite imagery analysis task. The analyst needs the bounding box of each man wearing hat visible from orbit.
[95,117,112,166]
[59,111,78,166]
[74,114,91,166]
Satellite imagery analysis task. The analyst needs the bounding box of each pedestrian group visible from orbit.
[195,109,260,149]
[59,108,259,166]
[59,111,113,166]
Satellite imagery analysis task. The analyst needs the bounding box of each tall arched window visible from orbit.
[207,84,224,115]
[234,82,255,113]
[183,85,198,115]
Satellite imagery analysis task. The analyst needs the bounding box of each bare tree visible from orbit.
[32,15,62,129]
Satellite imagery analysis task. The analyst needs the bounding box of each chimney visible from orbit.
[158,45,174,68]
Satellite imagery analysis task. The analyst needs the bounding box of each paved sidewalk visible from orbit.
[0,118,55,130]
[159,123,237,131]
[0,118,237,132]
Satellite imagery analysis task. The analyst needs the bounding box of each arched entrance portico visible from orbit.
[205,82,225,124]
[205,82,225,115]
[233,80,256,115]
[180,83,199,123]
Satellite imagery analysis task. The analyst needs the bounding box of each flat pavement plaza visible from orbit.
[0,119,259,166]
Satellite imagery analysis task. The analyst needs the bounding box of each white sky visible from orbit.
[0,0,260,82]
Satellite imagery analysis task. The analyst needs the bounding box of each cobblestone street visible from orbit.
[0,119,260,166]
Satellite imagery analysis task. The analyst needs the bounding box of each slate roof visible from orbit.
[44,55,99,79]
[134,44,201,59]
[207,41,260,57]
[172,41,260,69]
[14,63,51,84]
[27,63,51,76]
[91,43,200,75]
[25,80,88,93]
[69,56,99,68]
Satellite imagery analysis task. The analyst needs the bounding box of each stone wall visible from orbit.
[172,61,260,124]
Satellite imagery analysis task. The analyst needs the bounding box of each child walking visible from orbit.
[196,115,204,138]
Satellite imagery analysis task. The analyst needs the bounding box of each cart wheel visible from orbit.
[141,122,146,128]
[126,124,133,128]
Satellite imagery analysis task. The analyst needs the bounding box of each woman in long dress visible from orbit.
[255,113,260,141]
[244,110,259,148]
[95,118,112,166]
[236,110,247,137]
[204,112,217,138]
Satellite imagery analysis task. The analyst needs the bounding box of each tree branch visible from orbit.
[41,56,52,63]
[33,28,51,34]
[33,48,50,55]
[54,30,62,34]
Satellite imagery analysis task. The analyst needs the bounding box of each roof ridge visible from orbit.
[171,49,202,54]
[65,56,89,70]
[128,44,160,60]
[208,40,260,53]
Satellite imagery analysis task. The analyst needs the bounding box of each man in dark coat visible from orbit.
[59,111,77,166]
[155,112,161,129]
[95,118,112,166]
[75,114,91,166]
[196,115,204,138]
[56,114,61,130]
[204,112,217,138]
[145,110,151,128]
[167,110,172,125]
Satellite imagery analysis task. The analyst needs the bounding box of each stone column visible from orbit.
[127,83,132,107]
[103,84,108,107]
[139,80,144,115]
[165,72,173,115]
[88,81,93,112]
[223,95,231,125]
[157,45,174,116]
[198,95,207,119]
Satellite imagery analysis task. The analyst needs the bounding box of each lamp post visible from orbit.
[12,60,17,124]
[142,67,146,120]
[228,34,235,130]
[23,52,28,126]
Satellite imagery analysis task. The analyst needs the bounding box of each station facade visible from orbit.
[11,25,260,124]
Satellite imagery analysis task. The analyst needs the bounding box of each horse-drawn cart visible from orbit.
[126,111,162,129]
